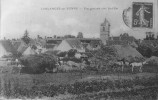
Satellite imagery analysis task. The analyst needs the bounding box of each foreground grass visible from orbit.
[0,71,158,99]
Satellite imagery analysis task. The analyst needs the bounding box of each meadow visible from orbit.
[0,61,158,99]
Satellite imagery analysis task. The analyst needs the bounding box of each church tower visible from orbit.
[100,18,110,45]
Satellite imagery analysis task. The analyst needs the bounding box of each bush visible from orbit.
[20,54,57,74]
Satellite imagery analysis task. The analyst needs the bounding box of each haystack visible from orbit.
[113,45,144,62]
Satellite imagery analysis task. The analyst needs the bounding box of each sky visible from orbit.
[1,0,158,39]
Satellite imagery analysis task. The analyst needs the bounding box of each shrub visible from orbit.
[20,54,57,74]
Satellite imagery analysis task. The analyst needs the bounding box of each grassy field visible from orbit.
[0,71,157,89]
[0,62,158,99]
[0,71,157,99]
[0,64,158,86]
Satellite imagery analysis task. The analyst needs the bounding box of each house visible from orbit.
[17,40,28,55]
[130,41,138,48]
[56,38,85,52]
[22,46,37,56]
[14,38,47,55]
[12,40,21,51]
[0,40,17,58]
[113,45,143,61]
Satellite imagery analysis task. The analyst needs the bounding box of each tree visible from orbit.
[153,50,158,57]
[77,32,83,38]
[67,49,77,57]
[22,30,30,44]
[137,45,152,58]
[90,45,118,71]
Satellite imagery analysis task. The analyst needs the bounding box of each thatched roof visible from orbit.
[12,41,21,50]
[17,42,28,54]
[65,38,83,50]
[0,40,17,55]
[113,45,144,61]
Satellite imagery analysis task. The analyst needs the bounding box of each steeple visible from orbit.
[100,18,110,45]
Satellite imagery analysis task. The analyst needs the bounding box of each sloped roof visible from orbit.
[130,41,138,48]
[17,42,28,54]
[29,39,36,45]
[23,46,37,55]
[12,41,21,50]
[113,45,143,61]
[65,38,83,50]
[0,40,17,55]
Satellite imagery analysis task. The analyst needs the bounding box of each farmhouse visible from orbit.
[113,45,143,62]
[0,40,17,58]
[56,38,85,52]
[22,46,37,56]
[17,40,29,55]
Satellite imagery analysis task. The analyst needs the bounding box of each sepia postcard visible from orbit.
[0,0,158,100]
